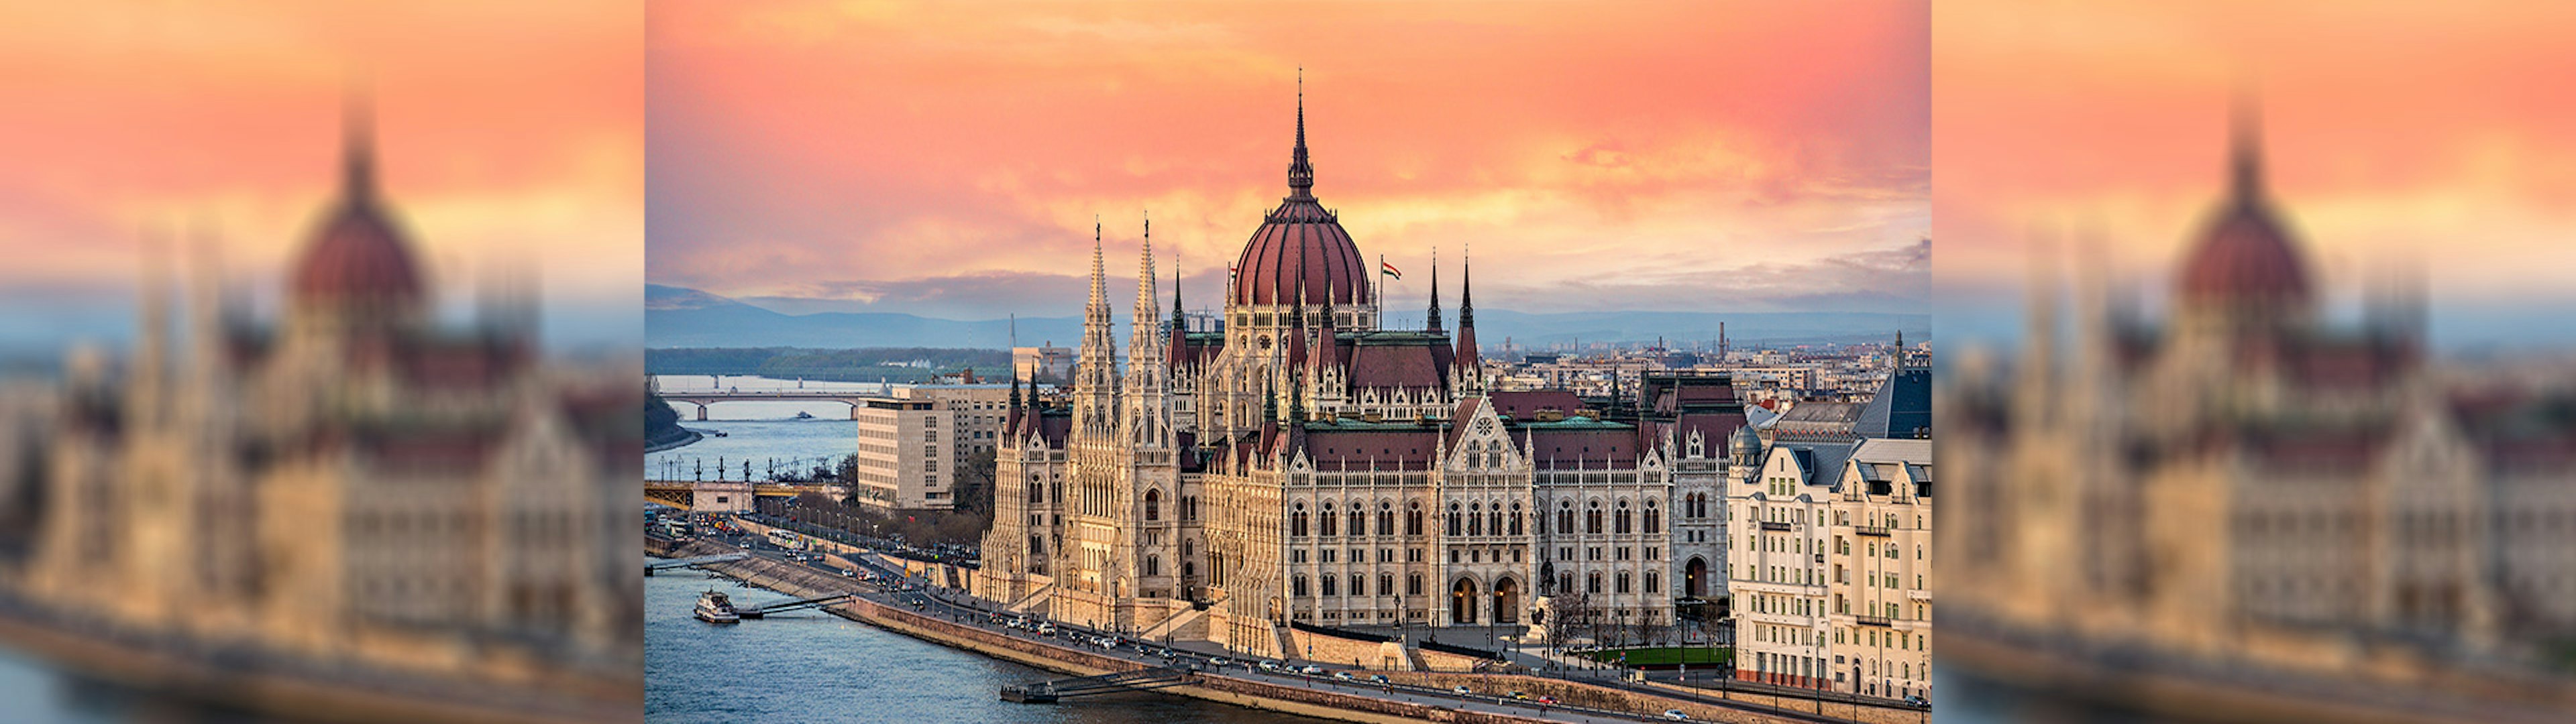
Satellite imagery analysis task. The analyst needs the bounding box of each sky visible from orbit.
[1934,1,2576,349]
[0,2,643,352]
[648,1,1930,322]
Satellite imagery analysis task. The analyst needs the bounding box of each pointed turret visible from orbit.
[1426,247,1442,332]
[1007,374,1024,436]
[1167,253,1189,369]
[1456,250,1481,377]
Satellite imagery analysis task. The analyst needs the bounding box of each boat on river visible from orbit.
[696,590,741,623]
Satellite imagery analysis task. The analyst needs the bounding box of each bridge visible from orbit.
[657,389,885,420]
[645,552,749,576]
[737,593,853,619]
[1000,664,1198,703]
[645,480,837,511]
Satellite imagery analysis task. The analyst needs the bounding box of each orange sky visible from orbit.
[1935,1,2576,343]
[649,1,1929,319]
[0,2,641,347]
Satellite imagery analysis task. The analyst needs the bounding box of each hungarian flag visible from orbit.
[1380,261,1402,280]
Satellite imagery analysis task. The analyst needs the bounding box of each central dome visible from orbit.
[1230,82,1372,308]
[291,107,425,313]
[2177,106,2309,311]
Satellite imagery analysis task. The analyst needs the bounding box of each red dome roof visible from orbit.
[292,115,424,311]
[2178,198,2307,308]
[1233,199,1371,306]
[1231,79,1370,308]
[2178,107,2309,310]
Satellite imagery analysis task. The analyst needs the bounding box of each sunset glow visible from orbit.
[649,1,1928,320]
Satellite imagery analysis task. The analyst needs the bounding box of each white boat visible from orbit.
[696,590,741,623]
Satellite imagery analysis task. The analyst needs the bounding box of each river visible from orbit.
[643,571,1325,723]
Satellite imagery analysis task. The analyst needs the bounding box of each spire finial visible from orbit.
[1288,67,1315,200]
[1458,243,1474,328]
[343,83,378,202]
[2230,88,2263,202]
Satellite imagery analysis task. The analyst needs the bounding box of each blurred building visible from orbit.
[3,103,641,707]
[1943,104,2576,703]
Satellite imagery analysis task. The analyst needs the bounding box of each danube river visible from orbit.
[649,375,876,482]
[643,572,1325,723]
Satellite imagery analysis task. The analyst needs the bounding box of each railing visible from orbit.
[1854,615,1892,627]
[1853,526,1891,537]
[1758,522,1792,532]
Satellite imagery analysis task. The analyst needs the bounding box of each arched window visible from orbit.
[1379,573,1394,595]
[1448,503,1464,536]
[1407,573,1423,596]
[1643,499,1659,533]
[1616,500,1633,534]
[1320,501,1337,537]
[1293,575,1309,597]
[1587,571,1603,593]
[1407,501,1424,536]
[1350,507,1367,538]
[1468,503,1483,536]
[1378,502,1394,536]
[1028,482,1044,503]
[1488,506,1503,537]
[1350,574,1365,597]
[1509,502,1525,536]
[1322,575,1338,597]
[1144,489,1161,522]
[1616,571,1632,594]
[1291,503,1309,538]
[1558,502,1575,534]
[1587,502,1604,535]
[1645,570,1661,593]
[1145,554,1161,576]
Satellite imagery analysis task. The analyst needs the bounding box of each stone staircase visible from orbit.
[1138,605,1208,642]
[1004,582,1055,615]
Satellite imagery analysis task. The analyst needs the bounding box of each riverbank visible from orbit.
[669,539,1847,724]
[0,590,639,723]
[647,426,704,453]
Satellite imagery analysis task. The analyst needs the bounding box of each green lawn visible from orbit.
[1578,646,1732,667]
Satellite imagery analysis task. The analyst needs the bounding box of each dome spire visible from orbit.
[2230,89,2263,203]
[343,84,378,204]
[1288,67,1315,201]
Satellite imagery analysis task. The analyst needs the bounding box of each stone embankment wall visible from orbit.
[1377,670,1917,724]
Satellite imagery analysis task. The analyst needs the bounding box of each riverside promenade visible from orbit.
[657,532,1886,724]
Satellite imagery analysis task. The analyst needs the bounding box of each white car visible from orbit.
[1452,685,1473,696]
[1298,665,1324,675]
[1664,710,1690,721]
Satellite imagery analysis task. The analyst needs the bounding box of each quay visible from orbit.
[657,533,1904,724]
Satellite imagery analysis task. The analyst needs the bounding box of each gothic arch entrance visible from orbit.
[1685,556,1708,599]
[1450,577,1479,625]
[1493,577,1521,625]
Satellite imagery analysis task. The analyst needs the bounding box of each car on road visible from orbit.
[1507,690,1528,700]
[1256,660,1281,672]
[1452,685,1473,696]
[1536,695,1557,705]
[1332,671,1354,682]
[1904,695,1930,709]
[1369,674,1389,684]
[1208,656,1230,668]
[1663,709,1690,721]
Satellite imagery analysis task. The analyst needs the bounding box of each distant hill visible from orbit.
[647,284,1928,351]
[647,284,1082,349]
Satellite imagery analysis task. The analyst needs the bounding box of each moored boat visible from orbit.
[695,590,741,623]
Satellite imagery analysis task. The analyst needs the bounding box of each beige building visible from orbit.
[1825,438,1931,700]
[850,383,1011,510]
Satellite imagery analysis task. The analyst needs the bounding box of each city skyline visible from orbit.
[648,1,1929,321]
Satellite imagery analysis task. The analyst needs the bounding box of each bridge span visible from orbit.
[657,389,883,420]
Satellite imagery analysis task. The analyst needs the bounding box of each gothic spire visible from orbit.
[1456,247,1481,376]
[1426,247,1442,332]
[342,86,378,204]
[1458,247,1474,329]
[2229,89,2264,204]
[1287,67,1315,201]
